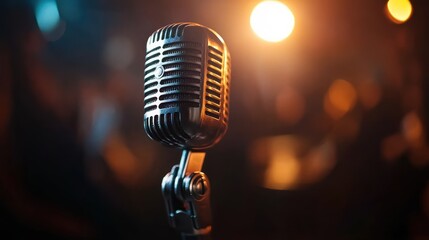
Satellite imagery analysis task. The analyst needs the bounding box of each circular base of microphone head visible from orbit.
[143,22,231,150]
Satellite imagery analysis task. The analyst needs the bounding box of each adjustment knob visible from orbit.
[183,172,210,201]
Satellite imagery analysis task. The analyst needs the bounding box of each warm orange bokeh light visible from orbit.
[402,111,424,148]
[265,149,300,190]
[104,134,141,186]
[386,0,413,24]
[250,0,295,42]
[324,79,357,120]
[249,136,336,190]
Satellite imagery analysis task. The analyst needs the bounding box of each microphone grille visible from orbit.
[149,23,189,43]
[144,112,191,144]
[144,23,204,146]
[205,45,231,124]
[144,24,203,114]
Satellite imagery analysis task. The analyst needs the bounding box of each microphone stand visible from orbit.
[162,150,212,240]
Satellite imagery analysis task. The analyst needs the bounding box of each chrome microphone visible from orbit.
[143,22,231,239]
[143,22,231,150]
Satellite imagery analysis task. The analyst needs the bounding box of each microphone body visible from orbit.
[143,22,231,150]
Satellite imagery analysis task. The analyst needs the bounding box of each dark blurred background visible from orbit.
[1,0,429,239]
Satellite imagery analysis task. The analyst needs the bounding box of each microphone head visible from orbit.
[143,22,231,150]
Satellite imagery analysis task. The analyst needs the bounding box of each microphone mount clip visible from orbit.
[162,150,212,238]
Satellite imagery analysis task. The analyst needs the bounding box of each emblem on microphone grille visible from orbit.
[154,65,164,78]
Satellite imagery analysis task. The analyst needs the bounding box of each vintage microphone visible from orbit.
[143,22,231,239]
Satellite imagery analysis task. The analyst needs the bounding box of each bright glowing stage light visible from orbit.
[250,0,295,42]
[386,0,413,24]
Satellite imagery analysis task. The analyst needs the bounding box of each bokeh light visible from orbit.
[250,0,295,42]
[402,111,424,148]
[264,146,300,190]
[34,0,66,41]
[249,136,336,190]
[104,134,141,187]
[386,0,413,24]
[35,0,60,33]
[324,79,357,120]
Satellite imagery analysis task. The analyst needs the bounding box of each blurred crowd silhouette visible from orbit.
[1,0,429,239]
